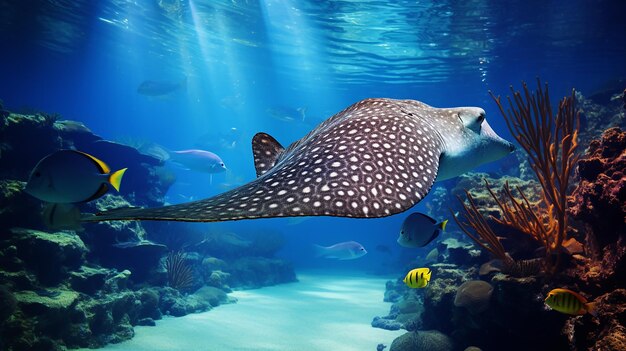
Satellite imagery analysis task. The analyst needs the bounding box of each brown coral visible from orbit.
[568,127,626,248]
[456,80,581,274]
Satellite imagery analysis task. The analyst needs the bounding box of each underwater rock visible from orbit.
[202,256,228,271]
[0,113,62,180]
[0,285,17,324]
[193,286,234,307]
[419,266,474,333]
[81,195,165,283]
[15,289,79,314]
[383,279,407,303]
[371,316,403,331]
[453,280,493,314]
[566,288,626,351]
[478,259,504,277]
[206,270,232,291]
[226,257,297,289]
[576,91,626,150]
[441,238,487,267]
[373,291,423,331]
[136,317,156,326]
[10,228,87,285]
[69,266,111,295]
[197,231,252,258]
[103,269,132,293]
[450,173,543,215]
[569,127,626,248]
[246,230,286,257]
[464,347,482,351]
[389,330,454,351]
[1,109,171,216]
[53,119,101,147]
[0,180,42,231]
[158,286,234,317]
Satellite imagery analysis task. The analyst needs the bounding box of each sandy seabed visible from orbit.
[89,272,404,351]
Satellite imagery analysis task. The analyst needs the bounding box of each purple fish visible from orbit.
[170,149,227,174]
[314,241,367,260]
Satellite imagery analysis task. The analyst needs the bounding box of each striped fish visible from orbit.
[403,267,431,288]
[544,288,597,316]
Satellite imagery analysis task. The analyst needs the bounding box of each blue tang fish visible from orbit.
[25,150,127,204]
[397,212,448,248]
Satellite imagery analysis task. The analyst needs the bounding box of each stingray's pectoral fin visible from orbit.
[252,132,285,177]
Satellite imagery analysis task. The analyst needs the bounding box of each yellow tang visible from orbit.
[403,268,431,288]
[545,288,596,316]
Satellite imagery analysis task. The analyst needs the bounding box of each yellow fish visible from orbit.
[403,268,431,288]
[545,288,597,316]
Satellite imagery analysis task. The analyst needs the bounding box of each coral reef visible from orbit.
[453,280,493,314]
[389,330,454,351]
[568,127,626,248]
[565,289,626,350]
[0,108,296,349]
[458,80,581,274]
[383,87,625,351]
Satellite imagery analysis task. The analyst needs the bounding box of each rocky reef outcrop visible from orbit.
[569,127,626,248]
[0,109,296,350]
[379,92,626,351]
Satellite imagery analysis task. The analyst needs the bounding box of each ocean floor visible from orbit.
[88,272,404,351]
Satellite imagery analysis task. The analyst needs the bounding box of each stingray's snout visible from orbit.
[508,142,516,153]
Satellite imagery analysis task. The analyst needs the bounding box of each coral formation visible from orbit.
[457,80,581,274]
[0,108,296,349]
[568,127,626,248]
[389,330,454,351]
[453,280,493,314]
[384,87,625,351]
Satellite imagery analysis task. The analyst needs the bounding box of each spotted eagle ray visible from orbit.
[83,98,514,223]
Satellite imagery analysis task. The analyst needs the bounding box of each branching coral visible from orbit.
[451,190,508,262]
[455,79,580,274]
[165,251,194,290]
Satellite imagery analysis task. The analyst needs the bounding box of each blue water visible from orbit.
[1,0,625,273]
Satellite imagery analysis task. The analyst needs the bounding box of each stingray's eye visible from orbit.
[220,163,225,167]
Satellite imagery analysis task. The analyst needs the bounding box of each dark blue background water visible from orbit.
[1,0,625,273]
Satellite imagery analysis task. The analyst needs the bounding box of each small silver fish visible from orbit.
[25,150,127,203]
[397,212,448,248]
[314,241,367,260]
[170,149,227,174]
